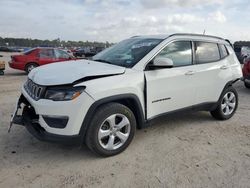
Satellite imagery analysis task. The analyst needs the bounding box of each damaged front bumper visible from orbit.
[10,95,82,145]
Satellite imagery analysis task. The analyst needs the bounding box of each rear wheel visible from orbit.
[85,103,136,157]
[210,86,238,120]
[25,63,38,74]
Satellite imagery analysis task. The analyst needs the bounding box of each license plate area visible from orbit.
[9,95,31,132]
[10,100,19,123]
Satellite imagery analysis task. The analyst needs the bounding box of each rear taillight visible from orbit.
[247,62,250,72]
[11,56,17,62]
[243,62,250,76]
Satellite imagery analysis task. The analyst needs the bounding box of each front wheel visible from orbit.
[25,63,38,74]
[210,86,238,120]
[85,103,136,157]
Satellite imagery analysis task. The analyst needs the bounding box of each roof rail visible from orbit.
[131,36,140,38]
[168,33,225,41]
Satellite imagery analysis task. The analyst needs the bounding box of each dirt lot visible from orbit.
[0,52,250,188]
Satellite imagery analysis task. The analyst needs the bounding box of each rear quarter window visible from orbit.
[195,42,220,64]
[219,44,229,59]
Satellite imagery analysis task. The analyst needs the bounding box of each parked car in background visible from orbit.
[234,46,244,64]
[95,46,105,53]
[64,49,74,57]
[0,61,5,75]
[242,57,250,88]
[243,54,250,65]
[73,47,105,58]
[11,47,23,52]
[11,34,242,156]
[241,46,250,60]
[9,47,76,73]
[234,43,250,64]
[73,48,93,58]
[72,48,84,57]
[0,46,16,52]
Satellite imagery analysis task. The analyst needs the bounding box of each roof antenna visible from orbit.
[203,30,206,35]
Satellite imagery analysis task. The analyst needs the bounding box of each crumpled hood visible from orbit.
[28,59,126,86]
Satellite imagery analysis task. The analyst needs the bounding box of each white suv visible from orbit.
[11,34,243,156]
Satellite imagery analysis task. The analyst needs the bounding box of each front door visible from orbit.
[54,49,71,62]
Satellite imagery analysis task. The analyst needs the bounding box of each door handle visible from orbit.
[220,65,229,70]
[185,71,195,76]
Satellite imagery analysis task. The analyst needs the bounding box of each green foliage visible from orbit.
[234,41,250,47]
[0,37,113,48]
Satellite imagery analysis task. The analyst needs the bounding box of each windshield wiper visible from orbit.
[93,59,113,65]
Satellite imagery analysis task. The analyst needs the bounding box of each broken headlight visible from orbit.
[44,86,86,101]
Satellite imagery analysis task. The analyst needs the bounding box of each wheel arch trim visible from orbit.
[79,94,145,140]
[222,79,240,91]
[216,79,240,104]
[25,62,39,71]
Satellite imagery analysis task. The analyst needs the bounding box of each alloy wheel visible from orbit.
[98,114,131,150]
[221,91,236,116]
[28,65,36,73]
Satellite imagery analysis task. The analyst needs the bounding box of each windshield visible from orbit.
[92,38,163,68]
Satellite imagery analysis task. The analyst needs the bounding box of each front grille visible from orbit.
[24,79,46,100]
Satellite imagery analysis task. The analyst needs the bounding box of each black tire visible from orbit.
[210,86,238,120]
[85,103,136,157]
[25,63,38,74]
[244,80,250,89]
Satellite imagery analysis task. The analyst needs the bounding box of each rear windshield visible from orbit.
[23,48,35,55]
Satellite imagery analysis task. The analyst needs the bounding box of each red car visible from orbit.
[243,58,250,88]
[9,47,75,73]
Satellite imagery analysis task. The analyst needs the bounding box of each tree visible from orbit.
[0,37,113,48]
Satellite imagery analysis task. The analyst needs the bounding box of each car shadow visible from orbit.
[2,129,98,169]
[3,72,27,76]
[236,84,250,95]
[1,111,216,167]
[148,111,213,127]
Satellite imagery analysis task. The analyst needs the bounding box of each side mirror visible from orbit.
[150,57,174,69]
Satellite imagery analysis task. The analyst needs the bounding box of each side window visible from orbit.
[54,49,70,59]
[155,41,192,67]
[39,49,55,58]
[219,44,229,59]
[195,42,220,64]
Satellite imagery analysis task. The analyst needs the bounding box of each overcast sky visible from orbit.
[0,0,249,42]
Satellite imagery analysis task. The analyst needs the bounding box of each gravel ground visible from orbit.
[0,52,250,188]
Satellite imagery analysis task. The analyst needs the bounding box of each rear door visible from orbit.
[192,42,231,104]
[145,41,197,119]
